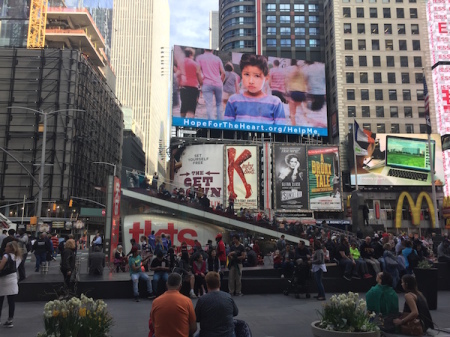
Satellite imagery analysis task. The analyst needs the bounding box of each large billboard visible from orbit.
[225,146,258,210]
[427,0,450,65]
[172,45,327,136]
[307,147,342,210]
[273,145,308,210]
[349,133,445,187]
[170,144,224,209]
[431,65,450,135]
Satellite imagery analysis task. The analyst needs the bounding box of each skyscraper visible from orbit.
[210,10,219,50]
[111,0,170,176]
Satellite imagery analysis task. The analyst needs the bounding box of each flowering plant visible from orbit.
[37,295,114,337]
[316,292,379,333]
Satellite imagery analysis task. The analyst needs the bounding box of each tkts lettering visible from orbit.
[227,148,253,199]
[128,221,198,247]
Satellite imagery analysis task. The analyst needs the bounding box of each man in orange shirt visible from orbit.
[150,273,197,337]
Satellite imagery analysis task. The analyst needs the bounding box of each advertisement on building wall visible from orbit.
[307,147,342,211]
[273,145,308,210]
[110,176,121,262]
[170,144,224,209]
[172,45,327,136]
[225,146,258,210]
[431,65,450,135]
[443,150,450,196]
[427,0,450,65]
[349,133,445,187]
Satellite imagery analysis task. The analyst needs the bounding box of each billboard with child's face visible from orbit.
[172,45,328,136]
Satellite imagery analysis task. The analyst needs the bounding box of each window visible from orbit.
[418,107,425,118]
[411,24,419,35]
[388,72,396,83]
[363,123,372,131]
[294,16,305,23]
[402,73,410,83]
[400,56,409,67]
[310,39,320,47]
[417,90,424,100]
[386,56,395,67]
[374,72,382,83]
[357,8,364,17]
[294,4,304,11]
[309,4,319,11]
[413,40,421,50]
[370,8,377,18]
[280,16,290,23]
[358,40,366,50]
[279,27,290,35]
[266,39,277,47]
[373,56,381,66]
[361,89,369,100]
[375,89,383,100]
[267,27,276,35]
[310,28,319,35]
[385,40,393,50]
[266,4,276,11]
[404,107,413,118]
[345,56,354,66]
[357,24,365,34]
[347,89,355,100]
[377,124,386,133]
[348,106,356,117]
[383,0,390,2]
[397,8,404,18]
[295,39,306,47]
[415,73,423,84]
[346,72,354,83]
[343,7,351,17]
[410,8,418,18]
[362,106,370,117]
[403,89,411,100]
[359,56,367,66]
[295,27,306,35]
[370,0,377,2]
[309,16,319,23]
[280,4,290,11]
[371,24,379,34]
[344,40,353,50]
[389,89,397,100]
[383,8,391,18]
[376,106,385,117]
[384,24,392,34]
[280,39,291,47]
[414,56,422,67]
[267,16,276,23]
[344,23,352,34]
[399,40,407,50]
[372,40,380,50]
[391,124,400,133]
[390,106,398,117]
[420,124,427,133]
[398,24,406,34]
[405,124,414,133]
[360,72,368,83]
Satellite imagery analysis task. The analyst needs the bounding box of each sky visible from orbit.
[168,0,219,48]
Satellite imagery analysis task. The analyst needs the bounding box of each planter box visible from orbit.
[311,321,380,337]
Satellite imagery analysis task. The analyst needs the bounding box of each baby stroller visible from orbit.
[283,258,311,299]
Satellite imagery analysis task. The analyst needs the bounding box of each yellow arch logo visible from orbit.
[395,191,435,228]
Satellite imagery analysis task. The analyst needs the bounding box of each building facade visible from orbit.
[111,0,170,177]
[210,10,219,50]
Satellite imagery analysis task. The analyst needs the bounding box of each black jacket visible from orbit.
[60,248,76,272]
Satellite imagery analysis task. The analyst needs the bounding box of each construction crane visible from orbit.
[27,0,49,49]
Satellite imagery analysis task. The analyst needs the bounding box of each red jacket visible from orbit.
[217,240,226,262]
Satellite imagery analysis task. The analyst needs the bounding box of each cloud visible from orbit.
[169,0,218,48]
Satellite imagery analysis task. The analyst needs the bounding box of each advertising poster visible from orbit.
[172,45,327,136]
[307,147,342,210]
[349,133,445,187]
[225,146,258,210]
[171,144,224,209]
[273,145,308,210]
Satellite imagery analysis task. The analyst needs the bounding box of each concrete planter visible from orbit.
[311,321,380,337]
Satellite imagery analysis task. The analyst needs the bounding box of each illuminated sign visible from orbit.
[395,191,436,228]
[431,66,450,135]
[427,0,450,65]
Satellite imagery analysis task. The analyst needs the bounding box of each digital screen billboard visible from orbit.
[273,145,309,210]
[431,65,450,135]
[427,0,450,65]
[172,45,327,136]
[349,133,445,187]
[307,147,342,211]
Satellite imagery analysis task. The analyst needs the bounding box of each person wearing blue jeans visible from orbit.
[337,238,359,281]
[32,233,51,272]
[150,251,170,296]
[312,240,326,300]
[202,85,223,119]
[128,247,154,302]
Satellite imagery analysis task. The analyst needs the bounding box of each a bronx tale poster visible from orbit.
[307,146,342,211]
[225,146,258,210]
[273,145,308,210]
[171,144,224,208]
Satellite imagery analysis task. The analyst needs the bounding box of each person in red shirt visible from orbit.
[216,233,227,268]
[51,233,59,258]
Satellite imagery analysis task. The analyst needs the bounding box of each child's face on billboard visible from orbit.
[242,65,266,96]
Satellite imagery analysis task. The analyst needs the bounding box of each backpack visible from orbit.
[0,254,17,277]
[407,250,419,269]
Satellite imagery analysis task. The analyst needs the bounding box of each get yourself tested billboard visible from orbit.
[172,45,327,136]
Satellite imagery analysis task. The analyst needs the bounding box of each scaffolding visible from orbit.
[27,0,49,49]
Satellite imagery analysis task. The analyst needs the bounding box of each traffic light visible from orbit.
[69,199,73,207]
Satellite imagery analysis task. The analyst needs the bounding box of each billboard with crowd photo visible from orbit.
[307,147,342,211]
[172,45,327,136]
[273,145,309,210]
[225,146,258,210]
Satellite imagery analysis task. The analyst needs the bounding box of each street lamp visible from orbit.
[6,106,86,233]
[92,161,117,177]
